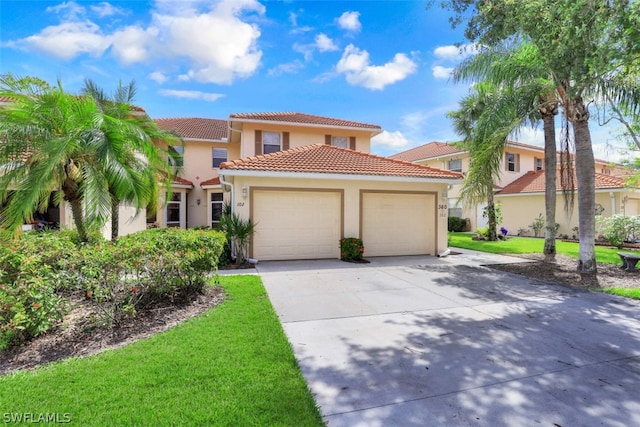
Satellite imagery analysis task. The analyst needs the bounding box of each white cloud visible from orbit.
[90,2,126,18]
[315,33,338,52]
[372,130,410,150]
[288,11,313,34]
[159,89,225,102]
[336,44,417,90]
[268,60,305,76]
[156,0,264,84]
[8,0,264,85]
[19,21,110,60]
[434,43,479,61]
[149,71,168,84]
[432,65,454,80]
[293,42,314,61]
[337,11,361,33]
[46,1,86,20]
[110,25,158,64]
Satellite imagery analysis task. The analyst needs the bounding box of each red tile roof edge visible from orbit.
[220,144,464,179]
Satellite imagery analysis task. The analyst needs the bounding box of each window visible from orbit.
[263,131,281,154]
[166,192,182,228]
[331,136,348,148]
[448,198,462,217]
[506,152,520,172]
[169,145,184,167]
[535,157,543,170]
[601,168,611,175]
[212,148,227,168]
[448,159,462,172]
[211,193,224,228]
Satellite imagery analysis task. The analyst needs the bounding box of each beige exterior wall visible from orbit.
[497,190,640,237]
[157,138,238,229]
[237,122,372,157]
[223,175,449,259]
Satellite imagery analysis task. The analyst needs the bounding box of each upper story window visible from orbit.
[263,131,281,154]
[448,158,462,172]
[169,145,184,167]
[535,157,543,170]
[212,148,227,168]
[601,168,611,175]
[506,152,520,172]
[332,136,348,148]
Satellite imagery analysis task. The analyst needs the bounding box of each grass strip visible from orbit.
[0,275,323,427]
[448,232,636,265]
[598,287,640,300]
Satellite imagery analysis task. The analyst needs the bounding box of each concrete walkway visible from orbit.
[256,250,640,427]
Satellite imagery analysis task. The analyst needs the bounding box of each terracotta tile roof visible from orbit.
[155,118,228,141]
[497,170,627,195]
[220,144,463,180]
[229,112,382,131]
[173,176,194,187]
[200,176,221,187]
[390,142,463,162]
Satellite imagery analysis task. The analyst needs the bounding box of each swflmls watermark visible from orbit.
[3,413,71,424]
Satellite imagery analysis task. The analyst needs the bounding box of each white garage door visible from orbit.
[252,190,342,261]
[362,192,436,257]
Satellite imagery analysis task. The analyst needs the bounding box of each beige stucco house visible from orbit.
[155,113,463,260]
[390,140,635,236]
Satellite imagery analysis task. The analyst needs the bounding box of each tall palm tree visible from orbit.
[453,42,560,261]
[82,79,182,241]
[0,75,108,241]
[448,81,526,241]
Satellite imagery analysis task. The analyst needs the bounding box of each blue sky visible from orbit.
[0,0,633,161]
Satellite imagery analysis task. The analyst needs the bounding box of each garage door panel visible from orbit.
[253,190,341,261]
[362,192,435,257]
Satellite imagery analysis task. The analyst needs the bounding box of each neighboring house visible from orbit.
[390,140,635,235]
[156,112,463,260]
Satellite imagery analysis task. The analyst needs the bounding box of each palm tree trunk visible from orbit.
[69,198,88,242]
[111,192,119,242]
[569,97,597,274]
[541,103,558,261]
[486,188,498,241]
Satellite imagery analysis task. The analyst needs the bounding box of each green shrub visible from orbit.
[597,215,640,249]
[530,213,545,237]
[80,228,226,326]
[340,237,364,261]
[475,227,489,239]
[448,217,468,232]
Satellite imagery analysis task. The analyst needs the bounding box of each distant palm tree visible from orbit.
[82,79,182,240]
[453,42,560,260]
[448,82,515,241]
[0,75,107,241]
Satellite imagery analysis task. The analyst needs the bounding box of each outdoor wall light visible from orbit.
[196,198,201,205]
[242,186,248,198]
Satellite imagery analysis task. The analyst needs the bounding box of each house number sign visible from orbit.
[438,204,447,217]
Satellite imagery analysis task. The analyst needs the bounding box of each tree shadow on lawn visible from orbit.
[291,266,640,426]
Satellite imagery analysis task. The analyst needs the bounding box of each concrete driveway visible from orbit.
[256,250,640,427]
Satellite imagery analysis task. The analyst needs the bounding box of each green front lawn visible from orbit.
[448,232,635,265]
[0,275,323,427]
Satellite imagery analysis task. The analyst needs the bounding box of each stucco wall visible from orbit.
[225,175,450,257]
[239,123,372,157]
[496,191,639,237]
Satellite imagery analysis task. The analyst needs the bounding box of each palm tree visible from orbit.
[448,81,525,241]
[453,42,560,261]
[0,75,108,241]
[82,79,182,241]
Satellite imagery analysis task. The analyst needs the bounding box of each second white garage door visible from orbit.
[361,192,436,257]
[252,189,342,261]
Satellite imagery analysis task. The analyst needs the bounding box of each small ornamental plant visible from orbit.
[340,237,364,261]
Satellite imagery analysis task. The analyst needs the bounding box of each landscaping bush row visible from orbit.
[0,228,225,350]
